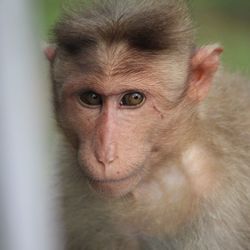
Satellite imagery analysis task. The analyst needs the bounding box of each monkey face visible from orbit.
[57,71,168,197]
[50,38,204,198]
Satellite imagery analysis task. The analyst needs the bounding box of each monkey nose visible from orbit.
[95,144,117,166]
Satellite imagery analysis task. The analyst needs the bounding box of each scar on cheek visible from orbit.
[153,105,164,119]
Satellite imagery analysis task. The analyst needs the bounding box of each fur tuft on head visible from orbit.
[53,0,194,55]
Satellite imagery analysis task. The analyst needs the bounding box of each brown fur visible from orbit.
[48,1,250,249]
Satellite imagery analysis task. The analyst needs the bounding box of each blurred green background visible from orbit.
[41,0,250,75]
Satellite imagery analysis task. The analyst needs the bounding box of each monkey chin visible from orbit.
[87,173,142,198]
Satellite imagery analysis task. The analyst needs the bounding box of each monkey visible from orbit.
[45,0,250,249]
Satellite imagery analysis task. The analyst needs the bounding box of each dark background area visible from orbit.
[41,0,250,75]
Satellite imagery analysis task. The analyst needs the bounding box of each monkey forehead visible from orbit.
[56,43,171,95]
[94,42,182,89]
[97,43,155,76]
[62,42,163,77]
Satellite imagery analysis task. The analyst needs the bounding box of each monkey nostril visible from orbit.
[95,151,116,166]
[94,141,117,166]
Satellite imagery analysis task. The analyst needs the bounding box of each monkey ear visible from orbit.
[43,43,57,62]
[188,44,223,102]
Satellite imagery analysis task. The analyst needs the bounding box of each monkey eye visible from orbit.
[78,91,102,107]
[120,92,145,107]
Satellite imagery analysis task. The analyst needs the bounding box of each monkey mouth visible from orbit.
[89,173,134,184]
[86,171,143,198]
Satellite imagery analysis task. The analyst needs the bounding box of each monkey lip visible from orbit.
[87,172,142,198]
[90,174,133,184]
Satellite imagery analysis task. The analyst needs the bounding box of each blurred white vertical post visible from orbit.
[0,1,62,250]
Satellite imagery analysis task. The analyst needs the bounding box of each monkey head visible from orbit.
[45,1,222,198]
